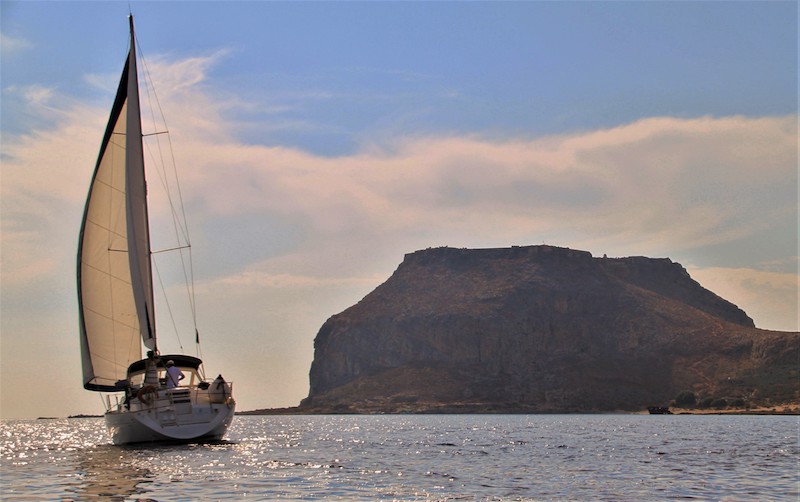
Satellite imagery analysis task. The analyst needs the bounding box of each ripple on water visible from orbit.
[1,415,798,500]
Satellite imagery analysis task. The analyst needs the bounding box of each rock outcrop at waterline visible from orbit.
[301,245,798,413]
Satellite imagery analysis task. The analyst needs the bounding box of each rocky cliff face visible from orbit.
[303,246,798,412]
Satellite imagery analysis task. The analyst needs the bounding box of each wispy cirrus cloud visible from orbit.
[0,32,32,54]
[177,114,795,256]
[3,53,797,299]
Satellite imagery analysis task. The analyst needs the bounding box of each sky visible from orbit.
[1,1,797,420]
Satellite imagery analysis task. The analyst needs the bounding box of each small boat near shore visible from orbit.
[647,406,673,414]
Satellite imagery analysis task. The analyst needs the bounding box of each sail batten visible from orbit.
[78,17,156,391]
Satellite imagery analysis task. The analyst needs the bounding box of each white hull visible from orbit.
[105,387,235,445]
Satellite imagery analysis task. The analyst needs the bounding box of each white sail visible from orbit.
[124,16,156,352]
[77,18,156,391]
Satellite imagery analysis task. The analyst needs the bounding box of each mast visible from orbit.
[125,15,157,351]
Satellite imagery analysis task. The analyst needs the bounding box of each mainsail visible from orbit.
[77,17,156,391]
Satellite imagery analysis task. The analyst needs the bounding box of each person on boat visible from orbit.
[165,360,184,389]
[144,350,160,387]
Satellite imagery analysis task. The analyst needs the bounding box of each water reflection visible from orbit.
[2,416,796,500]
[70,445,152,500]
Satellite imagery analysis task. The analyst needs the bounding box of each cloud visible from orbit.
[179,115,796,260]
[5,84,54,106]
[1,95,107,286]
[0,33,32,54]
[3,53,797,297]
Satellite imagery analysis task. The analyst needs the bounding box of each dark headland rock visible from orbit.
[300,245,798,413]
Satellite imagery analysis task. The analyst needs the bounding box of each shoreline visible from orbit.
[25,403,798,420]
[664,404,799,415]
[236,403,800,416]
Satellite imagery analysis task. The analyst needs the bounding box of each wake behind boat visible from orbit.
[77,16,235,445]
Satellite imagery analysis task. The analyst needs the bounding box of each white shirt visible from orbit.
[165,366,184,388]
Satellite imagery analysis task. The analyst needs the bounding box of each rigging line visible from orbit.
[137,54,199,331]
[167,136,197,329]
[134,45,190,262]
[134,35,190,245]
[151,244,192,254]
[136,46,198,317]
[162,129,199,329]
[138,78,189,242]
[143,130,198,332]
[186,246,198,331]
[141,139,197,329]
[134,35,200,335]
[143,138,190,242]
[146,96,198,329]
[152,258,184,352]
[196,335,204,359]
[99,392,109,412]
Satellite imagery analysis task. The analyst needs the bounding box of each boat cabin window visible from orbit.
[128,366,201,388]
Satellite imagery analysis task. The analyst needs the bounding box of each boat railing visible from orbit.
[110,379,234,412]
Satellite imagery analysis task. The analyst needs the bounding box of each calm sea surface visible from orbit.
[1,414,797,500]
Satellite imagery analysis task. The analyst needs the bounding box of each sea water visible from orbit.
[1,414,797,500]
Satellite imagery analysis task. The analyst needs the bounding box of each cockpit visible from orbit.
[125,354,205,389]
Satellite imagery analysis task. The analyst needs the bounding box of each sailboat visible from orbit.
[77,16,235,445]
